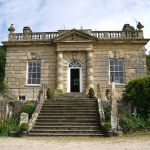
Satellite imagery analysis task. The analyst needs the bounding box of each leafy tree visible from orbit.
[0,46,6,93]
[123,75,150,118]
[146,55,150,74]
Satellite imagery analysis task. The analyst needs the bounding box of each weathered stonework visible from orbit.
[1,25,149,122]
[87,51,94,89]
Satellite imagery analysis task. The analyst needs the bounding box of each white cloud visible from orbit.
[0,0,150,50]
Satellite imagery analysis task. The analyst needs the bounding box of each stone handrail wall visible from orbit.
[9,32,59,41]
[28,86,47,130]
[97,98,105,126]
[28,97,44,130]
[92,31,139,38]
[8,30,142,41]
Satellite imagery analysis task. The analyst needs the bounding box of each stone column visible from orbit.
[87,51,94,90]
[56,52,63,90]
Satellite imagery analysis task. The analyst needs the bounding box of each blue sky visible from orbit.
[0,0,150,52]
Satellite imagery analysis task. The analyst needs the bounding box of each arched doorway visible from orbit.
[67,60,82,92]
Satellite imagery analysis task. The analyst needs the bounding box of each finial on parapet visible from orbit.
[8,24,15,33]
[122,24,135,32]
[23,26,32,33]
[137,22,144,31]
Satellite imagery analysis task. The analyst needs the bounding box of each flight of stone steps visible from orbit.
[29,93,102,136]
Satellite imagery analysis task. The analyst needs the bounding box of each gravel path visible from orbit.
[0,134,150,150]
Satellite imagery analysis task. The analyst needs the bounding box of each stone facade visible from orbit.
[2,24,149,102]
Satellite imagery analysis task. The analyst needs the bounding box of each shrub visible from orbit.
[102,122,112,131]
[20,100,37,119]
[88,87,95,98]
[145,114,150,129]
[46,88,52,99]
[123,75,150,117]
[19,123,29,131]
[0,118,19,136]
[103,102,111,122]
[119,115,146,133]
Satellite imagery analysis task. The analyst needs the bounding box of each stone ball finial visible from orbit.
[137,22,144,30]
[8,24,15,33]
[23,26,32,33]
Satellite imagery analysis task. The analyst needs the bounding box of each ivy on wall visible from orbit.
[0,46,6,93]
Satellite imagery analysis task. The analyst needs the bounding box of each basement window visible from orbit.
[19,96,26,101]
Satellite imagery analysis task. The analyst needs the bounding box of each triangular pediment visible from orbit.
[54,29,97,42]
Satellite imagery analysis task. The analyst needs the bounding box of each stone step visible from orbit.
[35,118,100,123]
[43,102,97,106]
[55,93,88,98]
[37,116,99,119]
[32,126,100,130]
[30,129,101,133]
[38,112,98,116]
[47,99,96,102]
[29,94,101,136]
[40,110,98,113]
[44,101,97,105]
[46,98,96,101]
[34,122,100,126]
[28,132,102,136]
[41,106,97,109]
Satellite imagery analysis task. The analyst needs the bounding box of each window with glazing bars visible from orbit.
[27,60,41,84]
[109,59,124,83]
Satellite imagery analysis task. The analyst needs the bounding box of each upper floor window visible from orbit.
[109,59,124,83]
[27,60,41,85]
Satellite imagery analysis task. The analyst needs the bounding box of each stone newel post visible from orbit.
[56,52,63,90]
[87,51,94,90]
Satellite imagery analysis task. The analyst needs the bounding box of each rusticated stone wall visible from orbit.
[5,45,56,100]
[4,43,147,101]
[93,44,147,100]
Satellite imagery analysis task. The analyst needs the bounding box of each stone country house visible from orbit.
[0,23,149,135]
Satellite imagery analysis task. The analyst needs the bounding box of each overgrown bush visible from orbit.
[102,122,112,131]
[88,87,95,98]
[123,75,150,117]
[20,100,37,119]
[119,114,147,133]
[19,123,29,131]
[0,118,19,136]
[103,102,111,122]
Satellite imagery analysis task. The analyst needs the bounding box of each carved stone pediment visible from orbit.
[54,29,97,42]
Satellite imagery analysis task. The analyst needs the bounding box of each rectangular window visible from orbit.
[109,59,124,83]
[19,96,26,101]
[27,60,41,85]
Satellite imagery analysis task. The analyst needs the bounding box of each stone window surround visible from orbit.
[109,58,125,84]
[67,60,82,92]
[26,60,41,86]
